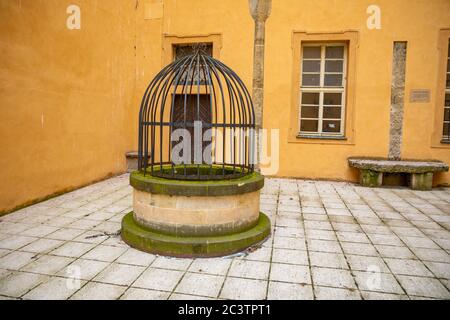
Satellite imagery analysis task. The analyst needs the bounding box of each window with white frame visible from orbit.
[443,40,450,141]
[299,43,347,137]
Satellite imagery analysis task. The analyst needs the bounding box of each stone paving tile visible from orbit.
[133,268,184,291]
[384,258,434,277]
[45,228,85,241]
[93,263,145,286]
[375,245,415,259]
[401,236,440,249]
[269,263,310,284]
[0,251,37,270]
[228,260,270,280]
[175,273,224,298]
[81,244,126,262]
[314,286,361,300]
[23,277,87,300]
[116,248,157,266]
[311,267,357,290]
[361,291,409,300]
[340,242,379,257]
[0,268,11,280]
[220,277,267,300]
[50,242,95,258]
[272,248,308,265]
[267,282,313,300]
[353,271,404,295]
[70,282,127,300]
[241,246,272,262]
[0,272,49,298]
[20,238,64,254]
[58,259,109,280]
[411,248,450,263]
[0,235,37,250]
[396,275,450,299]
[274,227,305,238]
[346,255,390,273]
[169,293,213,300]
[308,239,343,253]
[188,258,232,276]
[423,261,450,279]
[310,252,348,269]
[152,256,193,271]
[21,255,74,275]
[1,174,449,300]
[273,236,306,250]
[120,287,169,300]
[72,231,108,245]
[20,225,59,238]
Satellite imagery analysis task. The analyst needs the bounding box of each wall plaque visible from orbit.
[410,89,430,103]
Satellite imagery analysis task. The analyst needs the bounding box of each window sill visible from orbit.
[297,134,347,141]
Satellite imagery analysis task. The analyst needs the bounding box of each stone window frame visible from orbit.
[432,29,450,147]
[444,41,450,142]
[298,43,348,137]
[162,34,222,65]
[441,39,450,142]
[288,31,358,145]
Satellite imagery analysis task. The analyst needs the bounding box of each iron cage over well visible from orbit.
[138,47,256,180]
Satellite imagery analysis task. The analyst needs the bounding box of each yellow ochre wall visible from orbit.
[0,0,137,213]
[1,0,450,213]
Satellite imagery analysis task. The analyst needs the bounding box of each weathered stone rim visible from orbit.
[130,171,264,196]
[121,211,271,258]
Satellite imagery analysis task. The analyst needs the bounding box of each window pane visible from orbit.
[302,74,320,86]
[322,120,341,133]
[323,93,342,105]
[325,60,344,72]
[325,46,344,59]
[303,60,321,72]
[302,92,320,105]
[445,94,450,106]
[447,74,450,88]
[447,61,450,72]
[301,120,318,132]
[301,106,319,118]
[444,109,450,121]
[443,122,450,137]
[323,107,342,119]
[324,74,343,87]
[303,46,321,59]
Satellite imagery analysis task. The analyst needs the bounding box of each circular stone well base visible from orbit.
[121,211,271,258]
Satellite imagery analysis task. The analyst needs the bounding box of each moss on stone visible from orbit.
[121,211,271,258]
[130,170,264,196]
[360,169,383,187]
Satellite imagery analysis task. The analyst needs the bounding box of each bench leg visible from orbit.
[360,169,383,187]
[410,172,433,191]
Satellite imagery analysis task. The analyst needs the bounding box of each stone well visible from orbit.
[121,49,271,257]
[121,167,270,257]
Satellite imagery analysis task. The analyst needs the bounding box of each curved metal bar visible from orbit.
[137,52,256,180]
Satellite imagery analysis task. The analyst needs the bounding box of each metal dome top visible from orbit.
[138,48,255,180]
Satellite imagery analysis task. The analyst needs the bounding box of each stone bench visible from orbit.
[348,158,449,190]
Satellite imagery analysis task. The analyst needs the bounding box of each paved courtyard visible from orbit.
[0,174,449,300]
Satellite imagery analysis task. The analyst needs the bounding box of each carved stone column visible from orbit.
[249,0,271,169]
[388,42,407,160]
